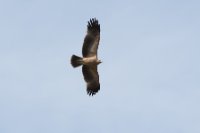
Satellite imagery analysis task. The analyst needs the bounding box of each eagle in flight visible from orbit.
[71,18,101,96]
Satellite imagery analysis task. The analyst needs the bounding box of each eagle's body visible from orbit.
[71,18,101,96]
[82,56,101,65]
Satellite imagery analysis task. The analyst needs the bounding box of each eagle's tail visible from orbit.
[71,55,83,68]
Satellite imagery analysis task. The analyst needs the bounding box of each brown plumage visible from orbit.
[71,18,101,96]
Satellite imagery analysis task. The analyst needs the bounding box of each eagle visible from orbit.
[71,18,101,96]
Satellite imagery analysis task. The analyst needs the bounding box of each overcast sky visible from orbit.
[0,0,200,133]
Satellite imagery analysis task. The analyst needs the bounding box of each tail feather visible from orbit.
[71,55,83,68]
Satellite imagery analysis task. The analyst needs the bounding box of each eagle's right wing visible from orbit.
[82,18,100,57]
[82,65,100,96]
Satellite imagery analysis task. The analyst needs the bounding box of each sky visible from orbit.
[0,0,200,133]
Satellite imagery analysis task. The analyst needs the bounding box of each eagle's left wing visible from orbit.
[82,65,100,96]
[82,18,100,57]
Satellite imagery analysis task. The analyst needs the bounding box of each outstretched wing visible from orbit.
[82,18,100,57]
[82,65,100,96]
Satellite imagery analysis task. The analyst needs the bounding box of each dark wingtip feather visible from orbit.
[87,84,100,96]
[87,18,100,33]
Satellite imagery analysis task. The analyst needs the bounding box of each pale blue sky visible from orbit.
[0,0,200,133]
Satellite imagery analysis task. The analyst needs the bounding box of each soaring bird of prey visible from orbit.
[71,18,101,96]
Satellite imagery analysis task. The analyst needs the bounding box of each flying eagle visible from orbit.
[71,18,101,96]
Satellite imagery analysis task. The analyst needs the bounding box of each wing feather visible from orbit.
[82,18,100,57]
[82,65,100,96]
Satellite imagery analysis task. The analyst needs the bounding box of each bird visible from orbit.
[71,18,101,96]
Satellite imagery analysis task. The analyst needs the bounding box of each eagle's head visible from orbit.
[97,60,102,64]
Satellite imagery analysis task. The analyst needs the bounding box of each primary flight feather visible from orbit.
[71,18,101,96]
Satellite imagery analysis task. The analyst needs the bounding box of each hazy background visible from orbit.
[0,0,200,133]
